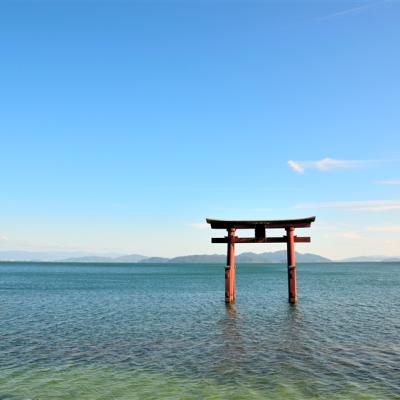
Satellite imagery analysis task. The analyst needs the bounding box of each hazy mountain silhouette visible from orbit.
[1,251,399,263]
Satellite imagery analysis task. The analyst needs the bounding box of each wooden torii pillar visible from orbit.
[206,217,316,304]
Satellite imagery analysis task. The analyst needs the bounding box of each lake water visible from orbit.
[0,262,399,399]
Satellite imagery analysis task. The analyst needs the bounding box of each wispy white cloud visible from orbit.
[367,225,400,232]
[296,199,400,212]
[0,235,8,241]
[376,179,400,185]
[315,0,389,21]
[288,160,305,173]
[188,222,209,230]
[336,231,362,240]
[288,157,367,173]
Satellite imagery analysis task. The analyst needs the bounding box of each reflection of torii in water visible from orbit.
[206,216,316,304]
[213,303,246,376]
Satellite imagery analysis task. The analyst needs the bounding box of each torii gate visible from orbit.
[206,216,316,304]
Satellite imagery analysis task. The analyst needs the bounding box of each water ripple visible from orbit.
[0,262,399,399]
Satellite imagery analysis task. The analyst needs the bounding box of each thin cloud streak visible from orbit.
[188,222,209,230]
[296,199,400,212]
[315,0,389,21]
[376,179,400,185]
[288,160,305,173]
[367,225,400,232]
[288,158,368,173]
[336,231,362,240]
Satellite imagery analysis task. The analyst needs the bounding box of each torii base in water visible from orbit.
[206,217,316,304]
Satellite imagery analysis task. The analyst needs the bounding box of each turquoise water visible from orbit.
[0,262,399,399]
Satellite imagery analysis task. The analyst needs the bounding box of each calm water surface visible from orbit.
[0,262,399,399]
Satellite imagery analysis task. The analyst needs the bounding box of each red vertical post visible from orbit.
[225,227,236,304]
[286,227,297,304]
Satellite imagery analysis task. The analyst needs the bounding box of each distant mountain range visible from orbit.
[167,251,331,263]
[0,250,399,263]
[61,254,146,263]
[0,251,123,262]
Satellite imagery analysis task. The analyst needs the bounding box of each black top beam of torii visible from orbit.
[206,216,316,304]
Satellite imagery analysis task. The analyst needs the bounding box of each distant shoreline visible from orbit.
[1,260,399,264]
[0,251,399,264]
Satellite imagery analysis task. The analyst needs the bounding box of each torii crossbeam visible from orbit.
[206,216,316,304]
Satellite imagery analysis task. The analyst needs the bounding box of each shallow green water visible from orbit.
[1,262,399,399]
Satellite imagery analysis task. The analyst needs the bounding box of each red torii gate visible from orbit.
[206,216,316,304]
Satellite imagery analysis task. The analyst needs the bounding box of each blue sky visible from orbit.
[1,0,399,259]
